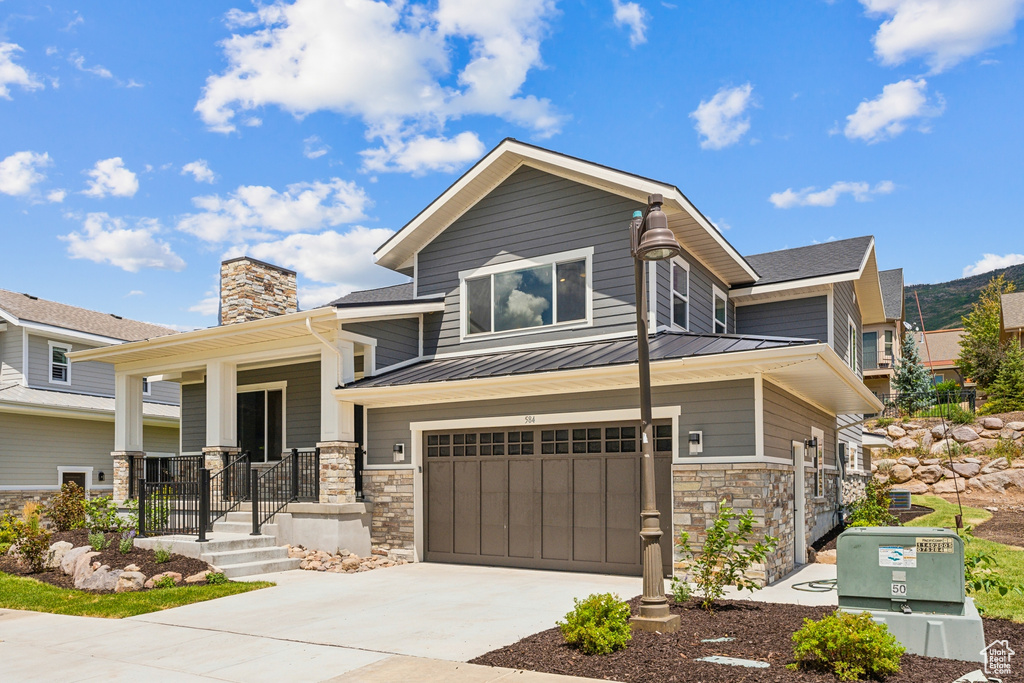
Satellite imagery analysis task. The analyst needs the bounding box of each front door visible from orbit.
[237,389,284,462]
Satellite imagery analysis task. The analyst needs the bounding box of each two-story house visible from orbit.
[0,289,180,513]
[861,269,905,397]
[75,140,883,583]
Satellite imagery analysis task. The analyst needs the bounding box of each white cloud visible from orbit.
[181,159,216,183]
[303,135,330,159]
[177,178,370,243]
[963,252,1024,277]
[196,0,561,173]
[0,151,51,196]
[690,83,755,150]
[83,157,139,198]
[225,226,401,308]
[47,189,67,203]
[0,43,43,99]
[69,52,113,80]
[611,0,648,47]
[126,290,144,297]
[189,295,221,317]
[360,131,485,175]
[769,180,895,208]
[61,213,186,272]
[843,78,944,143]
[861,0,1024,73]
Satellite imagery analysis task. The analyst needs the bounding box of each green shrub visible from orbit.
[557,593,632,655]
[153,545,171,564]
[118,530,135,555]
[875,417,895,428]
[933,379,961,400]
[669,575,691,603]
[991,438,1024,463]
[790,610,904,681]
[43,482,86,531]
[942,403,976,424]
[960,526,1022,601]
[15,509,52,573]
[845,479,900,527]
[677,499,779,612]
[0,512,20,554]
[122,495,169,533]
[88,531,110,552]
[153,575,177,589]
[205,571,228,585]
[84,495,123,533]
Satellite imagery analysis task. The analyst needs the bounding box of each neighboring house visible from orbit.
[861,268,905,397]
[1001,291,1024,344]
[75,140,882,583]
[0,289,180,513]
[914,328,970,386]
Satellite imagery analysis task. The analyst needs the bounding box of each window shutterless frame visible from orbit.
[670,257,690,331]
[48,341,71,385]
[712,285,728,334]
[847,316,857,372]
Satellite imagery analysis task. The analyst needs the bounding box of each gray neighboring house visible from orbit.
[0,289,180,512]
[77,140,883,583]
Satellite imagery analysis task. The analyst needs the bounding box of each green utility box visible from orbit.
[837,527,985,662]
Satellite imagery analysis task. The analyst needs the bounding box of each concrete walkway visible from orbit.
[0,562,837,681]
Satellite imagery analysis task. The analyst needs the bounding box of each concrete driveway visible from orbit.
[0,564,640,682]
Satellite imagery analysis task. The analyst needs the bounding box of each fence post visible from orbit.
[315,447,321,501]
[198,468,210,543]
[244,451,252,501]
[250,468,261,536]
[969,390,976,413]
[128,455,136,499]
[290,447,299,501]
[138,478,147,538]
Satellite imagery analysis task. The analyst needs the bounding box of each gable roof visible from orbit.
[373,138,759,287]
[1002,291,1024,331]
[330,283,415,307]
[879,268,904,321]
[743,237,873,286]
[914,328,963,366]
[0,289,177,342]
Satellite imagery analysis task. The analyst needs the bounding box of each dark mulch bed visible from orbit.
[0,530,212,592]
[472,597,1020,682]
[974,507,1024,548]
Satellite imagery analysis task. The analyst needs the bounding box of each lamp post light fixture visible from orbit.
[628,194,682,633]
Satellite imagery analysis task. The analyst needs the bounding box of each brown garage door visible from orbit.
[424,421,673,576]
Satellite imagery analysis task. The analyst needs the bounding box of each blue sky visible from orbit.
[1,0,1021,330]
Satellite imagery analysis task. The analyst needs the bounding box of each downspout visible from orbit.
[306,317,344,387]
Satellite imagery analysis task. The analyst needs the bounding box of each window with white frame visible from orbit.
[142,377,151,395]
[713,285,728,334]
[462,249,591,337]
[49,342,70,385]
[670,258,689,330]
[884,329,894,359]
[847,318,857,371]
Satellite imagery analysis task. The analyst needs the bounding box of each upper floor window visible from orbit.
[847,317,857,371]
[671,258,689,330]
[712,285,727,334]
[461,248,592,339]
[49,342,70,385]
[884,329,894,358]
[142,377,151,395]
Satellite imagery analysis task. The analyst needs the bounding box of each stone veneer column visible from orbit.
[203,446,238,501]
[364,469,415,559]
[318,441,357,504]
[111,451,144,504]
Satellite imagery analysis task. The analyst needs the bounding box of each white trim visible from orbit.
[433,329,634,360]
[648,260,657,334]
[21,327,28,386]
[57,466,94,491]
[0,399,178,426]
[48,340,72,386]
[670,257,690,331]
[754,373,764,457]
[0,307,18,325]
[17,319,131,346]
[237,381,287,393]
[846,315,857,372]
[408,406,682,433]
[712,284,728,334]
[458,247,594,343]
[793,440,806,565]
[237,381,288,462]
[142,377,152,396]
[412,252,419,299]
[374,355,425,375]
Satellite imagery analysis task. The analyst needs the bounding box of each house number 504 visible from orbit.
[524,415,536,424]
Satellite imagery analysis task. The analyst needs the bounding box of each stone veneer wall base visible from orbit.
[364,469,414,561]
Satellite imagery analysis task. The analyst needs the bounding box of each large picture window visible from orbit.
[671,259,689,330]
[462,249,591,337]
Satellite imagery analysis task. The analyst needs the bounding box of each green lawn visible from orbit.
[909,495,1024,621]
[0,572,273,618]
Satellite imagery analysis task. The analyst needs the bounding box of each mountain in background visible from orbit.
[905,263,1024,331]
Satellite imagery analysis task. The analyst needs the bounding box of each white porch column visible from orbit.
[205,360,237,449]
[321,342,355,442]
[114,372,144,452]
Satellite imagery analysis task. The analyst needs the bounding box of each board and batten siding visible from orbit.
[654,256,735,334]
[762,380,837,466]
[346,319,419,370]
[181,361,321,453]
[366,379,755,466]
[418,166,644,355]
[735,296,829,341]
[0,412,178,487]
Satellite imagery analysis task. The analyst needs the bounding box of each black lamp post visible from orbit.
[629,194,682,632]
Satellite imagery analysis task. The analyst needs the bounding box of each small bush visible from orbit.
[84,495,123,533]
[15,508,51,573]
[88,531,110,552]
[845,479,900,527]
[991,438,1024,463]
[153,545,171,564]
[557,593,632,655]
[44,482,86,531]
[153,575,177,589]
[119,529,136,555]
[206,571,228,585]
[669,575,691,603]
[0,512,20,554]
[790,610,904,681]
[960,526,1022,600]
[122,495,169,533]
[943,403,976,424]
[875,417,895,428]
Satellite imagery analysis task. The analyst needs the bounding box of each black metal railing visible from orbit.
[128,454,203,499]
[137,477,201,537]
[873,390,977,418]
[249,448,320,535]
[292,448,320,502]
[207,451,253,527]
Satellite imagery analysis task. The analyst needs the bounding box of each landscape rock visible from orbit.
[124,564,140,572]
[903,479,930,494]
[1000,427,1021,440]
[931,425,948,440]
[890,464,914,483]
[931,442,957,456]
[892,438,920,451]
[981,417,1004,430]
[144,571,183,589]
[921,432,933,449]
[981,430,1003,439]
[76,564,122,591]
[887,425,907,439]
[903,422,923,430]
[60,546,92,575]
[115,571,145,593]
[71,552,100,583]
[922,458,942,465]
[967,440,998,453]
[897,456,920,468]
[952,462,981,478]
[967,470,1024,494]
[1014,459,1024,469]
[916,465,944,484]
[45,541,73,570]
[963,457,982,464]
[952,426,980,443]
[933,478,967,494]
[981,457,1010,474]
[341,556,361,571]
[185,571,211,584]
[875,458,897,471]
[1006,422,1024,432]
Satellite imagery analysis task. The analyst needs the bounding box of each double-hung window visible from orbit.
[847,318,858,372]
[670,258,689,330]
[712,285,728,334]
[462,249,592,338]
[884,329,894,360]
[49,342,70,385]
[142,377,151,396]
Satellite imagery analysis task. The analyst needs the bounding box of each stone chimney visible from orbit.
[219,257,298,325]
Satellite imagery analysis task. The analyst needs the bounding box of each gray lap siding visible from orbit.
[346,319,419,370]
[655,258,735,335]
[735,296,828,341]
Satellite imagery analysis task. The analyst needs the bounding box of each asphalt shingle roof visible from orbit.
[1003,292,1024,331]
[0,289,177,341]
[346,330,816,389]
[329,283,415,307]
[0,383,179,418]
[742,236,873,287]
[879,268,904,320]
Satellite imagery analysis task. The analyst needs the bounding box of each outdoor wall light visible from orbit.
[688,431,703,455]
[97,471,105,482]
[393,443,405,462]
[804,436,819,450]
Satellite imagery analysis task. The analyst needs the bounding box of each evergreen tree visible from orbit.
[958,275,1015,389]
[893,331,931,412]
[984,340,1024,414]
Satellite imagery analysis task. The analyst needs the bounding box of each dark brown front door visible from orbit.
[424,421,673,576]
